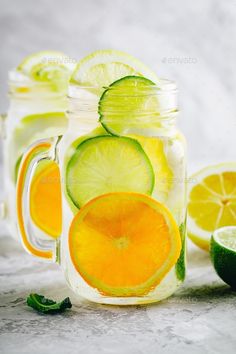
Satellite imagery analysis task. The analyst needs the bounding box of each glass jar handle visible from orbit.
[16,138,60,261]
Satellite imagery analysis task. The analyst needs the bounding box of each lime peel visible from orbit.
[210,226,236,289]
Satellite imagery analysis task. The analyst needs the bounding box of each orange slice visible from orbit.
[69,192,181,297]
[30,161,62,238]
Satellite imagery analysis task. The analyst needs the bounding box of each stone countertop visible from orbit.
[0,235,235,354]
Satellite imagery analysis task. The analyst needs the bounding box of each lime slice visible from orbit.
[12,112,68,181]
[17,51,75,90]
[188,162,236,251]
[210,226,236,289]
[66,135,154,208]
[64,126,108,213]
[99,76,160,136]
[64,126,108,170]
[70,49,159,87]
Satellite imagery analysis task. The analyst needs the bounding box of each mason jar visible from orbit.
[16,78,187,305]
[2,69,68,239]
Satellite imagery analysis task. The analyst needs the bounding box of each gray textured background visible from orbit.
[1,2,236,353]
[1,0,236,168]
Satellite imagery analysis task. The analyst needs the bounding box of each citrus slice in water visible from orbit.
[210,226,236,289]
[66,135,154,208]
[69,192,181,297]
[17,51,75,90]
[70,49,158,87]
[30,161,62,238]
[99,76,160,136]
[64,126,108,214]
[188,163,236,250]
[128,135,173,203]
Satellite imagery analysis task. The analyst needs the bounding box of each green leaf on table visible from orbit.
[27,293,72,314]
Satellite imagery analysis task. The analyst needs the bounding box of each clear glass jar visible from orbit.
[16,79,187,305]
[3,70,68,239]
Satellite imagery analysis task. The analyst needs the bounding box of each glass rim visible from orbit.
[68,78,177,99]
[68,77,178,119]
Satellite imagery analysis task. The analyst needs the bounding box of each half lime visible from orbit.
[210,226,236,289]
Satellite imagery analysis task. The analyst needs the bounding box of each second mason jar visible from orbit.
[3,70,68,240]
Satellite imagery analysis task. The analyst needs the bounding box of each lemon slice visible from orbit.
[188,163,236,250]
[70,49,159,87]
[18,51,75,76]
[17,51,75,90]
[128,134,173,203]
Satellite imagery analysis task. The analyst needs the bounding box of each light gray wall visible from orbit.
[1,0,235,169]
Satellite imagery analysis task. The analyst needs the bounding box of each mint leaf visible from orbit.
[27,294,72,314]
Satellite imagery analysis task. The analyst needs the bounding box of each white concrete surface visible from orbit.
[0,236,235,354]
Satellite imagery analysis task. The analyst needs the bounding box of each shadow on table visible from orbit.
[1,236,235,314]
[175,283,235,302]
